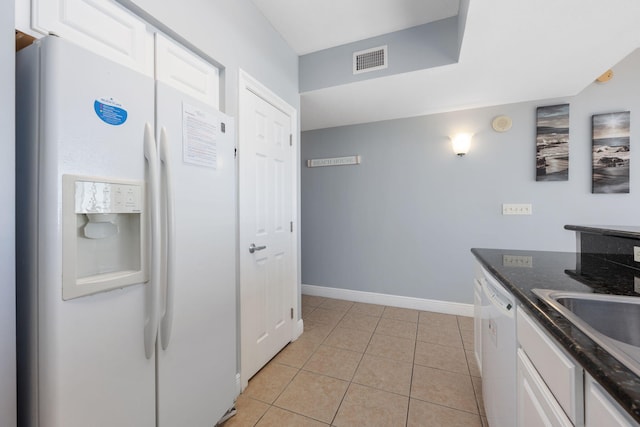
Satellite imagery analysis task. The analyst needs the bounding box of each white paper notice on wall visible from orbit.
[307,155,361,168]
[182,103,217,169]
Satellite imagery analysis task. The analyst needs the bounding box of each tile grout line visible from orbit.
[405,319,419,427]
[329,303,382,426]
[301,300,353,425]
[266,297,339,426]
[459,318,484,423]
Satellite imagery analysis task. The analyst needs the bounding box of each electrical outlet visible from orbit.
[634,246,640,263]
[502,203,532,215]
[503,255,533,268]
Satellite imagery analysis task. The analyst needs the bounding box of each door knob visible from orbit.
[249,243,266,254]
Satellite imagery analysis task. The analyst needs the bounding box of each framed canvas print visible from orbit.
[536,104,570,181]
[592,111,630,194]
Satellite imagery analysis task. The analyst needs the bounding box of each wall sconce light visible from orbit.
[451,133,472,156]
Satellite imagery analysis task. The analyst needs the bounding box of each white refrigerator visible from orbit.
[16,36,238,427]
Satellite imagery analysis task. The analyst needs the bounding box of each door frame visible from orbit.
[237,69,301,389]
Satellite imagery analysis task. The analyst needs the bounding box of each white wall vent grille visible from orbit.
[353,45,388,74]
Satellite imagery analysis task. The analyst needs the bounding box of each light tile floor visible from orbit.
[221,295,487,427]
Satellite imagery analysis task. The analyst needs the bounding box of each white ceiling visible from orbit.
[252,0,459,55]
[254,0,640,131]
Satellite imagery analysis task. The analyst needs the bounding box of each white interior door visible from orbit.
[239,73,297,387]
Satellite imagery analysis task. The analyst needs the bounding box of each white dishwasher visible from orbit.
[480,266,517,427]
[473,274,483,374]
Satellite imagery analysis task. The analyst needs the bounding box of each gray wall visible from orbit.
[2,0,16,425]
[301,49,640,305]
[299,17,459,93]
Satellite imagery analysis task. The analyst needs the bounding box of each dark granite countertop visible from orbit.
[471,247,640,423]
[565,224,640,240]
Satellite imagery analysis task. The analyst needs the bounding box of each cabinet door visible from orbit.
[586,375,638,427]
[517,349,573,427]
[29,0,153,75]
[155,34,219,108]
[518,308,583,424]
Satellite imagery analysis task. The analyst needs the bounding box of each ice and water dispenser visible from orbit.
[62,175,148,300]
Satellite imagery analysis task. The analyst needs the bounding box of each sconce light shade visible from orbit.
[452,133,472,156]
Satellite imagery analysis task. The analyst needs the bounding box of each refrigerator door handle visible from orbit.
[159,127,176,350]
[143,123,162,359]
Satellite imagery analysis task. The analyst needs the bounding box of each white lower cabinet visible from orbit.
[585,375,639,427]
[472,267,639,427]
[517,348,574,427]
[514,307,640,427]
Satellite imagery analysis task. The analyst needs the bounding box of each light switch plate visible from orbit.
[634,246,640,263]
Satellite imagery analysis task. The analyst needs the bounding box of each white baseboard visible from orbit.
[293,318,304,340]
[235,373,241,396]
[301,284,473,317]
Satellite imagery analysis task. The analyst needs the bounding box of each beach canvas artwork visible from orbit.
[536,104,570,181]
[592,111,630,194]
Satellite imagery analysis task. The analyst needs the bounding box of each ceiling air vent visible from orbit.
[353,45,388,75]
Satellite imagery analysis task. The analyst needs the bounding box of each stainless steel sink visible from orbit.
[532,289,640,377]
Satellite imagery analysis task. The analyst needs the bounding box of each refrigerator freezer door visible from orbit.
[16,37,156,426]
[155,81,237,426]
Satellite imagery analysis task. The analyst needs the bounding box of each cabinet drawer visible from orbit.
[518,309,584,425]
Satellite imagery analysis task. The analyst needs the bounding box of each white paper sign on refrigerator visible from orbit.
[182,103,218,169]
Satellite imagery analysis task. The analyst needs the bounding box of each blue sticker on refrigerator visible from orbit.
[94,98,128,126]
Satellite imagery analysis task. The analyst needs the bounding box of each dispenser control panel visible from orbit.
[75,181,143,214]
[62,175,147,300]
